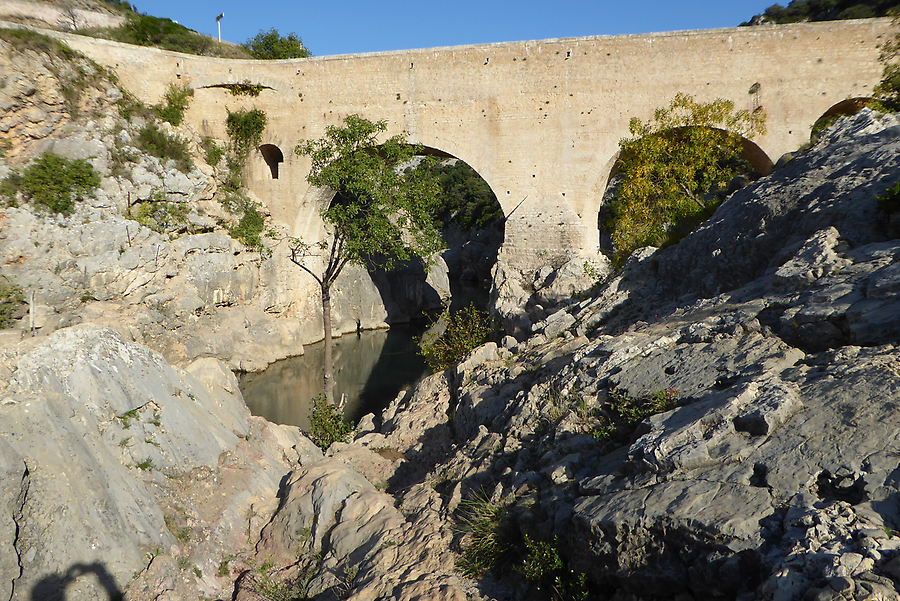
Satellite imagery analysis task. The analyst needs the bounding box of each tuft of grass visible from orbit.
[135,457,154,471]
[217,555,235,577]
[456,491,518,578]
[164,514,191,542]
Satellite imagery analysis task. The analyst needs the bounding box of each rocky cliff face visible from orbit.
[0,324,322,600]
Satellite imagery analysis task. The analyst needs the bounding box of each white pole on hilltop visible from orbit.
[216,13,224,42]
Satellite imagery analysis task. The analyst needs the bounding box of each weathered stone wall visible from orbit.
[32,19,893,273]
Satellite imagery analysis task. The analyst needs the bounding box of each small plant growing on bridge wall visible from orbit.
[212,109,271,255]
[876,14,900,112]
[152,83,193,126]
[603,93,765,262]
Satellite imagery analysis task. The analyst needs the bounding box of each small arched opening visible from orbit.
[259,144,284,179]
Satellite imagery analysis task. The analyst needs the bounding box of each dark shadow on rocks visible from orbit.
[30,562,123,601]
[386,419,456,494]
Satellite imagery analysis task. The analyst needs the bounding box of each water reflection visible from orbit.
[239,324,430,429]
[239,278,490,429]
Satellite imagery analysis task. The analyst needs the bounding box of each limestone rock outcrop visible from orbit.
[0,324,313,601]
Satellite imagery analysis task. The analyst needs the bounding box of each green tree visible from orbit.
[412,159,504,229]
[243,29,310,59]
[604,93,765,260]
[293,115,443,403]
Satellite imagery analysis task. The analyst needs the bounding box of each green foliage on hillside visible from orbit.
[98,0,135,11]
[0,29,111,117]
[604,94,765,261]
[413,159,504,229]
[84,10,250,58]
[743,1,900,25]
[243,29,311,59]
[106,13,212,53]
[1,153,100,215]
[136,122,193,172]
[152,83,193,126]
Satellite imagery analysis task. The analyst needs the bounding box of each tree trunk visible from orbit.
[321,283,335,405]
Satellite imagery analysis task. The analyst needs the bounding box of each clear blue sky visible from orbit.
[136,1,775,57]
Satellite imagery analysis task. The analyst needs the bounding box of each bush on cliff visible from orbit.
[308,394,353,450]
[603,93,765,262]
[0,278,25,329]
[1,153,100,215]
[243,29,311,59]
[136,122,193,173]
[152,83,193,127]
[418,305,494,372]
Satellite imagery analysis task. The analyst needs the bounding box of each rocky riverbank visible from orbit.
[237,109,900,601]
[3,22,900,601]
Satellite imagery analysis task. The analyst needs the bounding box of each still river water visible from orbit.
[238,280,489,429]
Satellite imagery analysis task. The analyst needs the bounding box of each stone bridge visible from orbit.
[58,18,891,274]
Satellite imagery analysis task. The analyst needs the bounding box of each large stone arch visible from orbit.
[47,18,892,276]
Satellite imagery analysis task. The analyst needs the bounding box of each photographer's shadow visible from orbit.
[30,562,122,601]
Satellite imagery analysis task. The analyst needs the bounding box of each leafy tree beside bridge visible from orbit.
[603,93,766,261]
[292,115,443,404]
